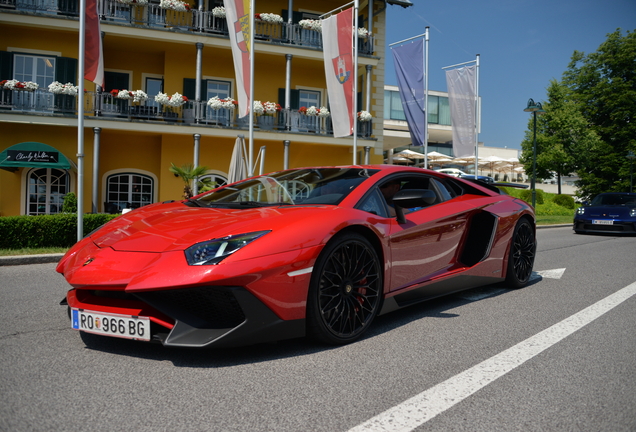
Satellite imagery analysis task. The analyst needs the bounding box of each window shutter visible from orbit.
[278,88,300,110]
[0,51,13,80]
[55,57,78,84]
[183,78,198,100]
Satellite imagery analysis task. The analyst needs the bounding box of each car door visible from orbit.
[386,175,474,292]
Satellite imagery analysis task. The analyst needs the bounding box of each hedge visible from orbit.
[552,194,576,209]
[0,213,118,249]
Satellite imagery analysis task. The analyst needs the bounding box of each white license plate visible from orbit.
[71,309,151,341]
[592,220,614,225]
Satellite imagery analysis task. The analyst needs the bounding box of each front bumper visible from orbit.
[573,219,636,234]
[66,285,305,348]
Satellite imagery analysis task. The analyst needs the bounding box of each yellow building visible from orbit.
[0,0,412,216]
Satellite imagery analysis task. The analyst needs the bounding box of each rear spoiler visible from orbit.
[461,178,529,194]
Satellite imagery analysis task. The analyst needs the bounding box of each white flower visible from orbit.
[318,106,330,118]
[131,90,148,103]
[117,90,132,99]
[262,101,279,115]
[253,100,264,115]
[207,96,223,109]
[154,92,170,105]
[299,19,321,32]
[222,97,236,109]
[23,81,39,91]
[159,0,189,12]
[48,81,78,95]
[212,6,225,18]
[357,110,372,122]
[2,79,20,90]
[167,92,187,106]
[256,13,283,24]
[305,106,318,116]
[358,27,370,38]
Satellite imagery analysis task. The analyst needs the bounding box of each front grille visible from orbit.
[583,223,635,233]
[135,286,246,329]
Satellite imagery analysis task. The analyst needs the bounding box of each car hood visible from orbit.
[583,205,634,218]
[92,201,339,253]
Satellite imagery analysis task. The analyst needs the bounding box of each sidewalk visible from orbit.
[0,224,572,267]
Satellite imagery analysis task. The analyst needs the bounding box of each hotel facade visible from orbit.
[1,0,416,216]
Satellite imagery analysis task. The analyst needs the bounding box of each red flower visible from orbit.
[298,106,307,114]
[255,13,262,20]
[110,89,119,96]
[182,95,189,102]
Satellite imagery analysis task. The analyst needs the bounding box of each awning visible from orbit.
[0,142,74,172]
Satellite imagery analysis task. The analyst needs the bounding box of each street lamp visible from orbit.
[524,98,546,207]
[627,151,635,193]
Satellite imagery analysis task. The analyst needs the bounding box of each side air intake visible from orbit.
[460,211,498,267]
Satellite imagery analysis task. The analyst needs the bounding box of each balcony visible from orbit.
[0,0,376,55]
[0,88,374,138]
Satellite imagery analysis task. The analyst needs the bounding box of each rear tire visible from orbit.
[307,233,382,345]
[505,218,536,288]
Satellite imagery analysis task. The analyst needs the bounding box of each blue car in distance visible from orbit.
[574,192,636,234]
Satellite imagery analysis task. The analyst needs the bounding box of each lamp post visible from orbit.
[627,151,635,193]
[524,98,545,207]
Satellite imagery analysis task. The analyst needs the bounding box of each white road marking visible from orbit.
[459,268,567,301]
[533,268,566,280]
[349,281,636,432]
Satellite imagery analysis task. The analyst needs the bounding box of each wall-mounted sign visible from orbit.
[7,150,59,164]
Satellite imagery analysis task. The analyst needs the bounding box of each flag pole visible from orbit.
[352,0,358,165]
[475,53,480,176]
[77,0,86,241]
[424,27,429,169]
[248,0,255,176]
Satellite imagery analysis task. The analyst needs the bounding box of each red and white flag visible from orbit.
[224,0,251,118]
[322,8,354,138]
[84,0,104,87]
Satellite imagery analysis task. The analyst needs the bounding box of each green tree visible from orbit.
[169,163,214,199]
[520,80,601,195]
[561,29,636,196]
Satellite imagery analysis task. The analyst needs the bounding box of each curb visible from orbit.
[536,224,572,229]
[0,253,64,267]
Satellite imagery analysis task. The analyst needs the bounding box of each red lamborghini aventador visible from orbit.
[57,165,536,347]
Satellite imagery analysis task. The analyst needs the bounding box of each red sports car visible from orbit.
[57,165,536,347]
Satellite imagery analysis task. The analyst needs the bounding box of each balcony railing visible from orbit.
[0,88,373,138]
[0,0,375,55]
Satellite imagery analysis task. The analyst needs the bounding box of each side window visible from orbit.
[356,189,389,217]
[430,178,453,201]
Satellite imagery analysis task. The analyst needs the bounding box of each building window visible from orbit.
[13,54,56,112]
[105,173,154,213]
[26,168,69,215]
[383,90,451,126]
[299,90,320,108]
[200,173,227,190]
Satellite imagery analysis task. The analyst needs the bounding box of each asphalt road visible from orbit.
[1,227,635,432]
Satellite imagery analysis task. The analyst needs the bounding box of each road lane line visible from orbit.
[349,281,636,432]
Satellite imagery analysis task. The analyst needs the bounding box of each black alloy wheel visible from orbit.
[307,233,382,344]
[505,218,536,288]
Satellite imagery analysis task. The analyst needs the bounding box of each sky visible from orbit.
[383,0,636,151]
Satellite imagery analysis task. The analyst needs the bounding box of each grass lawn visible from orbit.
[536,215,573,225]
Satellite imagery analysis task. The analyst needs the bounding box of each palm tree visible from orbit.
[169,163,214,199]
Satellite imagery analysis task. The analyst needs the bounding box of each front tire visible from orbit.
[505,218,536,288]
[307,233,382,345]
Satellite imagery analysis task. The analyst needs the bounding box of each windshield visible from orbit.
[192,168,379,208]
[591,193,636,207]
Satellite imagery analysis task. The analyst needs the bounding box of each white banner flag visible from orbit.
[224,0,251,118]
[322,8,355,138]
[445,65,476,157]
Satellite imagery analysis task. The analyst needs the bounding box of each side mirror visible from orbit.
[393,189,436,224]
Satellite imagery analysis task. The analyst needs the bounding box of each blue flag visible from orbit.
[392,39,425,146]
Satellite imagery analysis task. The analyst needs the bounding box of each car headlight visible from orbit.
[185,231,270,266]
[576,207,585,215]
[631,208,636,217]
